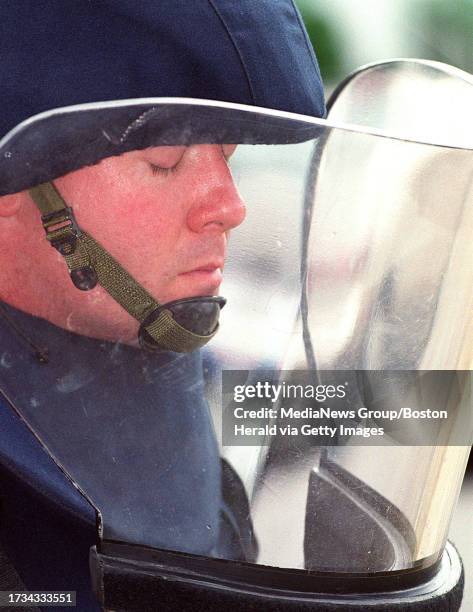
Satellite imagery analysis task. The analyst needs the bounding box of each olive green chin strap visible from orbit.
[28,182,219,353]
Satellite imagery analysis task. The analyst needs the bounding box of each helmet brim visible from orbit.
[0,98,324,195]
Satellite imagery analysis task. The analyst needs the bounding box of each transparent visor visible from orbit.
[0,99,472,577]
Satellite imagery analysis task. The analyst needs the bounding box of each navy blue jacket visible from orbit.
[0,303,254,610]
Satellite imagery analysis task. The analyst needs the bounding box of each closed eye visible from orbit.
[149,163,179,176]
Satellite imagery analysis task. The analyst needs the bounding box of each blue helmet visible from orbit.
[0,0,325,139]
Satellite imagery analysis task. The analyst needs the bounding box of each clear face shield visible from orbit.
[0,61,471,611]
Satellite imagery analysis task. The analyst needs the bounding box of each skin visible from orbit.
[0,144,246,343]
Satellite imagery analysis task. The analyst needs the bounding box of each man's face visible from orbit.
[10,144,246,343]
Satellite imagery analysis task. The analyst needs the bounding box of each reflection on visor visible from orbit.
[0,94,472,594]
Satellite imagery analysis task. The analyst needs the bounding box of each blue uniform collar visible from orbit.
[0,302,223,555]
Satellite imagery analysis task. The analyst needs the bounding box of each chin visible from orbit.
[164,289,221,305]
[166,279,222,303]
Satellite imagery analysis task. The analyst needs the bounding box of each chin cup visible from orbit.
[138,296,226,352]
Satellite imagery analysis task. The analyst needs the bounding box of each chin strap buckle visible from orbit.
[41,206,82,256]
[42,208,98,291]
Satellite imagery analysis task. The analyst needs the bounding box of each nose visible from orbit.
[184,145,246,234]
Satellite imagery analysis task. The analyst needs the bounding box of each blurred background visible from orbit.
[295,0,472,93]
[296,1,472,607]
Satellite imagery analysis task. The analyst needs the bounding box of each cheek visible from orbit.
[106,189,185,258]
[57,166,187,257]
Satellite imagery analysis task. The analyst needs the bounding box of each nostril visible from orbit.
[202,220,224,231]
[186,191,246,234]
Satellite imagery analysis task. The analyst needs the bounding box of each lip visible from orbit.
[179,267,223,280]
[180,260,224,275]
[178,263,223,290]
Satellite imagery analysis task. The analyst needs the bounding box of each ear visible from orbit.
[0,193,22,217]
